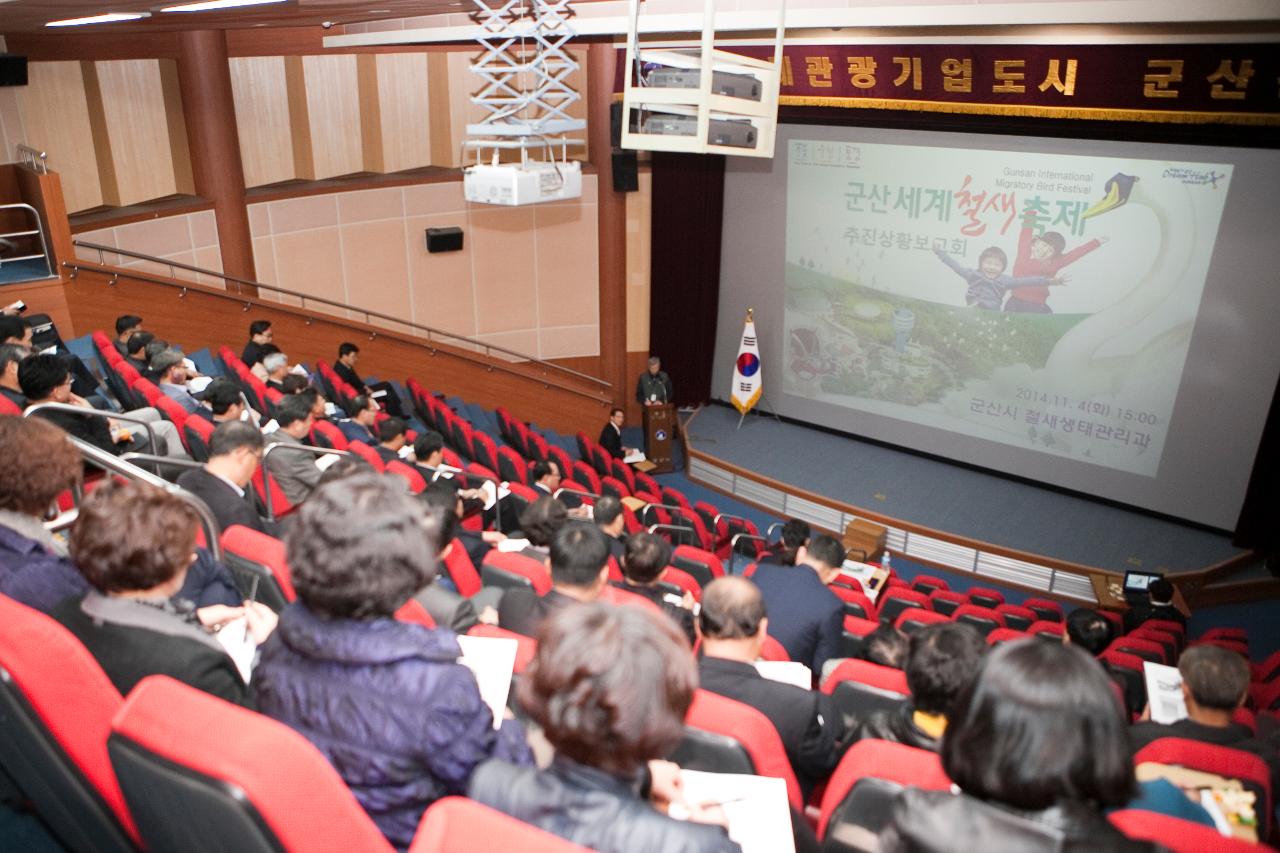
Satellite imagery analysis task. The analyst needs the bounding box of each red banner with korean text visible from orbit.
[621,43,1279,125]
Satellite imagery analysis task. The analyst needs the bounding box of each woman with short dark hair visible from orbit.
[51,480,273,706]
[470,603,741,853]
[879,639,1157,852]
[253,473,532,850]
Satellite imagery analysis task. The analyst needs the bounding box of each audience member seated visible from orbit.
[1123,578,1186,634]
[594,494,628,561]
[697,576,851,798]
[151,348,203,415]
[141,337,170,383]
[279,373,309,395]
[199,377,253,426]
[879,640,1158,852]
[412,430,445,476]
[854,622,985,752]
[20,352,189,459]
[514,495,569,561]
[241,319,273,368]
[113,314,143,356]
[1130,644,1279,793]
[1065,607,1140,716]
[0,314,31,346]
[617,531,696,643]
[498,521,607,637]
[598,407,637,460]
[177,421,271,536]
[51,480,275,706]
[530,458,582,510]
[297,386,328,424]
[263,394,321,505]
[375,416,410,465]
[0,416,90,611]
[262,351,291,393]
[471,603,740,853]
[855,624,910,670]
[426,479,502,569]
[749,532,846,676]
[249,343,280,382]
[413,484,499,631]
[0,342,30,409]
[254,473,532,849]
[338,393,379,445]
[758,518,810,567]
[124,330,155,374]
[333,341,405,418]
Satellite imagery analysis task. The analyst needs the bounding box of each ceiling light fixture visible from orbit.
[160,0,288,12]
[46,11,150,26]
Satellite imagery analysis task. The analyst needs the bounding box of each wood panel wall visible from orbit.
[14,62,103,213]
[228,56,296,187]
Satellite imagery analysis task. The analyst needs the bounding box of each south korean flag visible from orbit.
[731,309,763,415]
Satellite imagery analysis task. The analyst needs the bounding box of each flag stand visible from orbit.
[736,392,782,429]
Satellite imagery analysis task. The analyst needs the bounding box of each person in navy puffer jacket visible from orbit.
[254,472,533,849]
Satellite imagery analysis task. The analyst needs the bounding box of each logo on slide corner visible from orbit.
[736,353,761,377]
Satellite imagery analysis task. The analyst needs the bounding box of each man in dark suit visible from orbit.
[698,576,851,797]
[593,494,628,562]
[616,531,695,643]
[498,522,608,638]
[338,394,380,445]
[1123,577,1187,634]
[598,407,636,460]
[241,319,273,367]
[333,341,405,418]
[375,417,410,466]
[749,533,846,676]
[177,421,271,536]
[635,355,673,406]
[113,314,143,357]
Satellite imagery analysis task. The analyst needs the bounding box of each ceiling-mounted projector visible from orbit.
[646,68,762,101]
[463,160,583,206]
[639,114,758,150]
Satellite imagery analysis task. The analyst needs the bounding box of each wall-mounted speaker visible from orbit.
[612,150,639,193]
[0,55,28,88]
[425,226,464,253]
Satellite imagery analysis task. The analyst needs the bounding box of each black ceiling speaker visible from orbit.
[425,226,464,253]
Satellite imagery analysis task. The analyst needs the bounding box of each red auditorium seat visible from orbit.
[1195,637,1250,657]
[876,588,931,626]
[675,689,804,810]
[965,586,1004,609]
[910,575,949,595]
[466,624,537,675]
[1097,609,1123,635]
[470,430,500,473]
[994,603,1036,632]
[1144,618,1185,641]
[219,524,293,610]
[496,446,528,485]
[107,675,397,852]
[820,659,910,728]
[1127,626,1179,662]
[953,604,1006,638]
[348,439,386,473]
[570,459,602,494]
[608,457,637,494]
[894,607,950,633]
[1133,738,1272,837]
[1023,597,1064,623]
[928,588,967,617]
[1200,626,1247,643]
[386,460,427,494]
[1027,619,1065,640]
[251,463,294,520]
[833,586,875,621]
[394,599,436,629]
[411,797,591,852]
[985,628,1029,645]
[635,470,663,499]
[480,550,552,596]
[841,614,880,658]
[442,539,483,598]
[600,475,630,499]
[310,419,350,451]
[758,635,791,662]
[183,414,215,462]
[1253,678,1280,713]
[657,566,702,602]
[0,394,21,415]
[0,595,138,851]
[1254,649,1280,683]
[817,740,951,844]
[668,544,725,590]
[831,574,863,593]
[1108,636,1167,665]
[1108,810,1276,853]
[599,584,663,614]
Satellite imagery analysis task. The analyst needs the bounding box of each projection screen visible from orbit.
[714,123,1280,529]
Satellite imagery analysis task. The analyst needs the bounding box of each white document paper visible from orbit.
[623,449,647,464]
[496,537,532,553]
[754,661,813,691]
[214,617,257,684]
[1143,661,1188,725]
[314,453,344,472]
[456,634,518,730]
[838,560,886,603]
[187,375,213,394]
[676,771,794,853]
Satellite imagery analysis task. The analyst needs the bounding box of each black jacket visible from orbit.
[177,467,269,536]
[697,655,850,797]
[497,587,576,638]
[470,756,740,853]
[853,704,941,752]
[1122,602,1186,634]
[599,422,624,459]
[879,788,1160,853]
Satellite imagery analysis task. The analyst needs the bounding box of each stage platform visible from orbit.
[682,403,1247,579]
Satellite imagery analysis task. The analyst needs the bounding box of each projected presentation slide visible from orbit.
[782,140,1231,478]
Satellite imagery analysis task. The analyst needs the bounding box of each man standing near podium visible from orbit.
[635,356,673,406]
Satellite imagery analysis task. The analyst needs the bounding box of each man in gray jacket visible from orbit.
[264,394,321,505]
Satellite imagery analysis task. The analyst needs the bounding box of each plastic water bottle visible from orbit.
[881,551,892,573]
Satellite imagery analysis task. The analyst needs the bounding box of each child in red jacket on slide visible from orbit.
[1005,226,1108,313]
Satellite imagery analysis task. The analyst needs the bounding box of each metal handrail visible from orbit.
[71,239,609,391]
[0,203,51,274]
[554,486,600,503]
[17,145,47,174]
[260,441,348,521]
[64,436,224,562]
[24,401,161,458]
[765,522,784,540]
[728,532,768,574]
[647,522,698,547]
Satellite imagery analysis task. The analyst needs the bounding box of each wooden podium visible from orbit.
[642,403,675,473]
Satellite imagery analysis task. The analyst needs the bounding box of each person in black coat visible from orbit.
[748,533,846,676]
[333,341,405,418]
[51,480,277,708]
[615,532,695,644]
[697,576,852,798]
[1122,577,1187,634]
[598,407,636,460]
[241,319,273,367]
[177,421,272,536]
[498,522,608,638]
